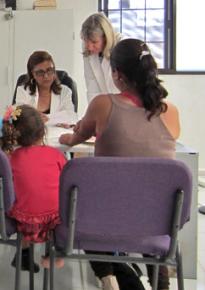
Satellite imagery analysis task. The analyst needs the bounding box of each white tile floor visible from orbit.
[0,186,205,290]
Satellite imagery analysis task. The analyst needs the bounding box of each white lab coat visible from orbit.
[83,54,120,103]
[16,84,75,116]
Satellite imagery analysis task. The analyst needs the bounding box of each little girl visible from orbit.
[0,104,66,271]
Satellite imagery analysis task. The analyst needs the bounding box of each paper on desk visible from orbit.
[46,110,78,126]
[46,125,73,139]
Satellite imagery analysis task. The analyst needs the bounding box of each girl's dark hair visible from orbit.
[110,38,168,119]
[25,50,61,95]
[1,105,45,153]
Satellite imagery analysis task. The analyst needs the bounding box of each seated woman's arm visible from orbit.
[59,118,95,146]
[59,101,97,146]
[59,94,111,146]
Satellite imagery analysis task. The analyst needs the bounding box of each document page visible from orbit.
[46,110,78,126]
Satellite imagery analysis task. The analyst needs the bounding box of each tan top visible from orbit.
[95,95,175,158]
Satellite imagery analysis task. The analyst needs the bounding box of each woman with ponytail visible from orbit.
[59,39,180,290]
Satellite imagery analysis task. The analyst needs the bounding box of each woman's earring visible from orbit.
[31,78,36,85]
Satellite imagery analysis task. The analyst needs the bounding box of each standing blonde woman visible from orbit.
[81,12,121,103]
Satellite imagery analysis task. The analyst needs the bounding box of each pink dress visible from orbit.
[9,145,67,242]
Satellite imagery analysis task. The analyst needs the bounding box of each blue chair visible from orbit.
[0,149,22,290]
[47,157,192,290]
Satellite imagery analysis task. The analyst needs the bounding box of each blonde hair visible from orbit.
[81,12,120,59]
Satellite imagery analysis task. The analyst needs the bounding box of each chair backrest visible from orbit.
[0,149,16,238]
[55,157,192,253]
[12,70,78,112]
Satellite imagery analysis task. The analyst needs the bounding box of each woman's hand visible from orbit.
[59,133,74,146]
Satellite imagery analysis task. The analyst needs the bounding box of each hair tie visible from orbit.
[139,50,150,60]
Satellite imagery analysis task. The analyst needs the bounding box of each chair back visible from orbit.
[0,149,16,238]
[55,157,192,254]
[12,70,78,112]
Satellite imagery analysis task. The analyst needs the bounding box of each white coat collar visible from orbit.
[34,86,57,114]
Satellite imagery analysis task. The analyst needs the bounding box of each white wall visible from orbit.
[161,75,205,171]
[57,0,97,116]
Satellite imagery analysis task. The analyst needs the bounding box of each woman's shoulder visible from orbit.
[17,85,28,93]
[116,32,123,42]
[160,100,180,139]
[17,84,25,90]
[16,84,33,97]
[85,94,113,121]
[60,84,72,95]
[89,94,112,108]
[163,100,179,116]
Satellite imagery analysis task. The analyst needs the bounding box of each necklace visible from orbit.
[121,91,143,107]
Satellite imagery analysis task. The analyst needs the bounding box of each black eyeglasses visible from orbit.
[33,67,55,77]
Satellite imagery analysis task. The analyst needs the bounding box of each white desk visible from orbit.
[45,125,93,153]
[46,126,198,279]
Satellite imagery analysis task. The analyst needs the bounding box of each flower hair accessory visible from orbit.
[139,50,150,60]
[3,105,22,123]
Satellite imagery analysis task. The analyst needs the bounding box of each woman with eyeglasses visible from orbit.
[15,50,75,123]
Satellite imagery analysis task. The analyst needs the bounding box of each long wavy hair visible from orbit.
[24,51,61,95]
[110,38,168,119]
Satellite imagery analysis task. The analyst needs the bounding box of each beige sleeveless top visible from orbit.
[95,95,175,158]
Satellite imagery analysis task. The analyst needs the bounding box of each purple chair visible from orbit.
[0,149,22,290]
[48,157,192,290]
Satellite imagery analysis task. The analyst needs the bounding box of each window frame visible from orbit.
[98,0,205,74]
